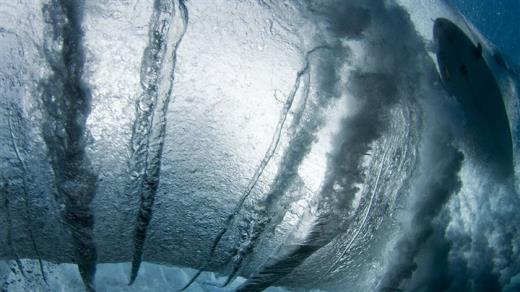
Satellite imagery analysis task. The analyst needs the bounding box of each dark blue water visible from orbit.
[447,0,520,65]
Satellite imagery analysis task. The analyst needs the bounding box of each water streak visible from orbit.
[128,0,189,285]
[40,1,98,290]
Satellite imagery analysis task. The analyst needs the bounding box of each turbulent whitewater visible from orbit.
[1,0,519,291]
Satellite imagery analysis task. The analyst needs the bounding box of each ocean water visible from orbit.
[447,0,520,65]
[1,1,519,292]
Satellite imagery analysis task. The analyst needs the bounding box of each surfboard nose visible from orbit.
[433,18,451,42]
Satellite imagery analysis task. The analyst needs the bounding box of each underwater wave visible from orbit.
[0,0,519,291]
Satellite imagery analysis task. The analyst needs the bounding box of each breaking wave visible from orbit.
[1,0,519,291]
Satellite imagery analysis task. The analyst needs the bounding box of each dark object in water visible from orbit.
[434,18,513,179]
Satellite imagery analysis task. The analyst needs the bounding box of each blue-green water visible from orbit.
[447,0,520,64]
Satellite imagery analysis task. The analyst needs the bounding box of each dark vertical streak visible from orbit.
[128,0,188,285]
[7,107,47,284]
[41,1,97,291]
[378,146,464,290]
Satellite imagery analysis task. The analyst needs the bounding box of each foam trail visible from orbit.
[128,0,188,285]
[378,144,464,290]
[179,46,328,290]
[217,46,333,288]
[314,144,392,285]
[7,107,47,284]
[40,1,97,290]
[218,39,355,286]
[216,75,317,286]
[236,69,399,291]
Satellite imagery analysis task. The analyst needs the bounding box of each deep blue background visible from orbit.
[446,0,520,65]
